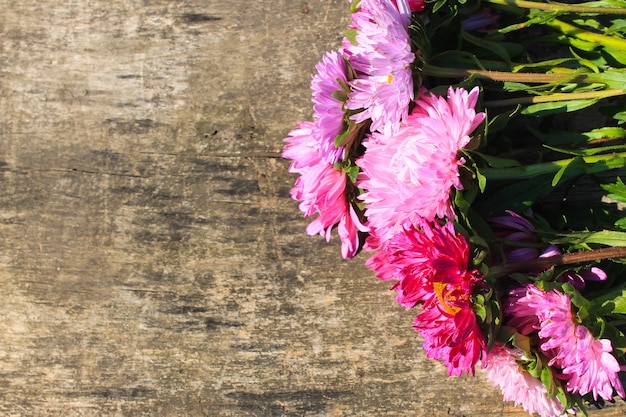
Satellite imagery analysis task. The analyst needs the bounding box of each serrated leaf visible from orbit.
[555,230,626,247]
[601,177,626,203]
[591,287,626,314]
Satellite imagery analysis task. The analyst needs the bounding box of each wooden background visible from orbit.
[1,1,625,416]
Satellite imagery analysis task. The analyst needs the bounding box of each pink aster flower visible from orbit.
[343,0,414,135]
[365,220,487,375]
[356,86,485,242]
[282,121,368,259]
[506,284,626,401]
[484,343,567,417]
[311,50,349,164]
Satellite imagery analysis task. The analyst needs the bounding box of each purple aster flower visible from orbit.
[558,266,607,289]
[311,50,349,164]
[343,0,415,135]
[490,210,560,264]
[461,8,500,33]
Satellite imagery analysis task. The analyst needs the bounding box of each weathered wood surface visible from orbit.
[1,1,625,416]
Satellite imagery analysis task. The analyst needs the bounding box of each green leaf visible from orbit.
[604,47,626,65]
[540,367,554,397]
[601,177,626,203]
[527,125,626,146]
[334,128,350,148]
[615,217,626,229]
[544,143,626,156]
[552,156,586,187]
[472,151,522,168]
[343,29,358,45]
[461,30,523,63]
[554,230,626,247]
[591,287,626,314]
[485,105,521,135]
[521,98,599,117]
[586,69,626,89]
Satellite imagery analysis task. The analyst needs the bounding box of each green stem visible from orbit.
[422,64,592,84]
[484,89,626,107]
[546,19,626,50]
[480,152,626,181]
[484,0,626,15]
[489,247,626,279]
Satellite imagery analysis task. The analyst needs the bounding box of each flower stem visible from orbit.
[489,247,626,279]
[483,0,626,15]
[422,64,591,84]
[484,89,626,107]
[480,152,626,181]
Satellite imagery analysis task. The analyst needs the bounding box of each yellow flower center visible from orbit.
[433,281,462,315]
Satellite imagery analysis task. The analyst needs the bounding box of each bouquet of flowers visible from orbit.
[282,0,626,415]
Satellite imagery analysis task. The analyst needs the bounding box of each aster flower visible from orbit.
[391,0,425,12]
[506,284,626,401]
[311,50,350,164]
[489,210,560,264]
[356,86,485,242]
[557,266,607,290]
[461,8,500,33]
[483,343,567,417]
[283,121,368,259]
[343,0,414,135]
[365,219,487,375]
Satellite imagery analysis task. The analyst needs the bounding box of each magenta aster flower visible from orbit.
[343,0,414,135]
[356,86,485,242]
[391,0,425,12]
[506,284,626,401]
[311,50,349,164]
[484,343,567,417]
[365,220,487,375]
[283,121,368,259]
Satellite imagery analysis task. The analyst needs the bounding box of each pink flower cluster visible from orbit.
[283,1,626,416]
[284,0,488,376]
[283,0,418,259]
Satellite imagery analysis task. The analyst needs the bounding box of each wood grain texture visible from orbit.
[1,1,625,416]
